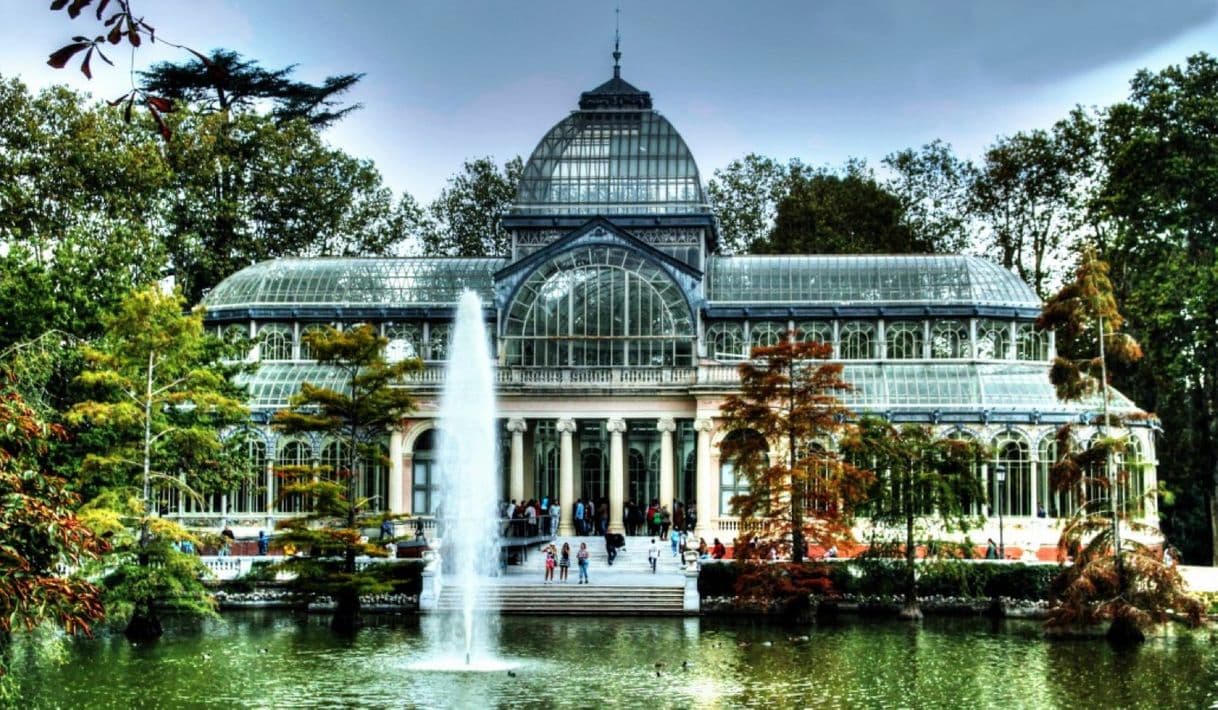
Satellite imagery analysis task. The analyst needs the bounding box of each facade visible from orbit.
[194,63,1157,557]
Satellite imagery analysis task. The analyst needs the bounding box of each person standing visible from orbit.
[544,544,556,584]
[648,538,660,574]
[577,542,590,584]
[549,499,561,536]
[220,525,236,557]
[257,530,269,556]
[574,499,586,536]
[985,538,999,559]
[659,505,671,538]
[559,542,571,582]
[669,527,681,557]
[605,530,618,566]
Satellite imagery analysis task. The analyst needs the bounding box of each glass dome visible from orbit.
[511,84,710,216]
[202,257,506,311]
[706,255,1040,308]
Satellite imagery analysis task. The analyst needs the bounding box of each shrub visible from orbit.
[984,563,1055,600]
[698,561,740,597]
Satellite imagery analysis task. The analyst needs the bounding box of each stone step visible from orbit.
[434,585,685,614]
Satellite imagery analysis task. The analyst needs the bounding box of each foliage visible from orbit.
[707,154,809,254]
[1094,53,1218,565]
[65,286,246,638]
[0,383,107,667]
[697,561,741,597]
[761,162,936,255]
[141,49,362,128]
[732,562,834,616]
[842,418,987,611]
[271,324,420,631]
[719,337,872,563]
[421,156,524,257]
[882,140,975,254]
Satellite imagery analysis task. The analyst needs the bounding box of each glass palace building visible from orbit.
[196,64,1157,557]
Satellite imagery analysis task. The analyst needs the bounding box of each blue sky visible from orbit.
[3,1,1217,202]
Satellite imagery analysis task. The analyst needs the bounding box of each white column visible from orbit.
[657,417,676,510]
[264,459,275,530]
[507,418,528,503]
[557,418,577,536]
[388,425,405,514]
[694,417,715,541]
[607,418,627,534]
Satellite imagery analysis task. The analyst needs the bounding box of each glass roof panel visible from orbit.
[202,257,507,310]
[512,111,709,216]
[706,255,1039,308]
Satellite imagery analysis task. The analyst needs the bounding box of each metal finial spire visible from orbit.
[613,6,621,78]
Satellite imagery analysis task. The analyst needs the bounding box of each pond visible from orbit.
[15,612,1218,708]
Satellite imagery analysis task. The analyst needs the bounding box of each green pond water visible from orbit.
[14,611,1218,709]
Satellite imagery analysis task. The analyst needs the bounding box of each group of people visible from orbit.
[622,500,698,538]
[542,541,590,583]
[503,498,560,537]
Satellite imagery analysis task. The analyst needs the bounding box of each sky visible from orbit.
[3,1,1217,203]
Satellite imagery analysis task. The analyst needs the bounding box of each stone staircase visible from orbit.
[434,584,685,615]
[521,535,688,576]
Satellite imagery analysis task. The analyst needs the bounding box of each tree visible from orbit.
[1038,249,1201,640]
[707,154,810,254]
[66,286,248,639]
[842,418,986,619]
[140,49,363,128]
[718,337,872,564]
[271,324,420,632]
[760,162,935,255]
[882,140,976,254]
[162,110,408,302]
[1095,53,1218,565]
[421,156,524,257]
[0,380,106,680]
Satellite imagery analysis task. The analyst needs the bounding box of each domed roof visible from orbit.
[511,71,709,217]
[201,257,506,311]
[706,255,1041,309]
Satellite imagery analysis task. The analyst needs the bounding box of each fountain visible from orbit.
[431,290,502,668]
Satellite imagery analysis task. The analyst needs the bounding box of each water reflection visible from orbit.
[16,612,1218,708]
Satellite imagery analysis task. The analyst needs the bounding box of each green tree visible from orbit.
[760,162,935,255]
[1095,53,1218,565]
[1038,250,1201,640]
[66,286,248,639]
[163,110,408,302]
[271,324,420,632]
[0,381,106,685]
[421,156,523,257]
[842,418,986,619]
[882,140,976,254]
[719,337,872,564]
[141,49,363,128]
[707,154,810,254]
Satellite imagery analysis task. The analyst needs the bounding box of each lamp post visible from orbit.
[995,464,1006,560]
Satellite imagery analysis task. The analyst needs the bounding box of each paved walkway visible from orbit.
[497,535,687,588]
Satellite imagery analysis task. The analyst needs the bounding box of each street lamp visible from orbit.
[995,464,1006,559]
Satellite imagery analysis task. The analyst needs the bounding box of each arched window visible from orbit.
[796,321,833,348]
[706,322,745,361]
[362,443,389,512]
[749,321,787,351]
[258,323,293,361]
[427,323,450,361]
[931,320,970,359]
[412,429,438,514]
[277,439,312,514]
[839,322,876,359]
[228,433,266,514]
[504,246,695,368]
[885,321,923,360]
[991,434,1031,516]
[976,319,1011,360]
[1016,322,1047,361]
[720,429,766,515]
[320,440,349,484]
[298,323,329,361]
[947,430,984,516]
[628,448,655,505]
[384,323,422,363]
[581,447,606,501]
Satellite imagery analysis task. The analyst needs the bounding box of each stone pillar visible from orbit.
[607,418,627,534]
[507,418,528,504]
[657,417,676,509]
[557,418,577,536]
[388,425,405,514]
[264,459,275,531]
[694,417,715,542]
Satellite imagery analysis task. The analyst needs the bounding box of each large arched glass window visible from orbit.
[1038,436,1075,519]
[532,421,559,501]
[706,322,745,361]
[749,321,787,351]
[229,433,266,514]
[1016,322,1048,361]
[720,429,766,515]
[258,323,293,361]
[991,434,1031,516]
[384,323,422,362]
[839,322,876,359]
[298,323,330,361]
[362,443,389,512]
[930,320,970,359]
[320,440,348,483]
[504,246,695,367]
[976,319,1012,360]
[796,321,833,348]
[885,321,923,360]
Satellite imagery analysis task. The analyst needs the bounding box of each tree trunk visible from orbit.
[900,499,921,620]
[330,586,362,634]
[125,603,163,641]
